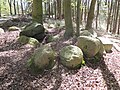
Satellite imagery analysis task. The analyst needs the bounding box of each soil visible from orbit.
[0,30,120,90]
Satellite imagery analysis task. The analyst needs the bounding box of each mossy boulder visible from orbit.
[59,45,83,69]
[77,36,101,58]
[27,44,56,73]
[20,22,45,41]
[0,28,4,34]
[18,36,40,46]
[8,26,20,31]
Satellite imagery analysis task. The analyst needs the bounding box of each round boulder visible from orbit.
[77,36,101,58]
[27,44,56,72]
[59,45,83,69]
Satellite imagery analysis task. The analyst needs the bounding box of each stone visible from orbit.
[59,45,83,69]
[27,44,56,72]
[20,22,45,37]
[8,26,20,31]
[77,36,101,58]
[97,37,113,52]
[0,28,4,34]
[18,36,40,47]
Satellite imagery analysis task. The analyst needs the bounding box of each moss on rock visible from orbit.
[27,44,56,73]
[18,35,40,46]
[77,36,101,58]
[59,45,84,69]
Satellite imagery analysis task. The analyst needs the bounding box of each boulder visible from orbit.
[77,36,101,58]
[20,22,46,41]
[8,26,20,31]
[59,45,83,69]
[20,22,45,37]
[18,36,40,47]
[27,44,56,72]
[0,28,4,34]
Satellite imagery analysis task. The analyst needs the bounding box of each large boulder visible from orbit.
[59,45,83,69]
[77,36,101,58]
[20,22,45,41]
[0,28,4,34]
[18,36,40,47]
[27,44,56,72]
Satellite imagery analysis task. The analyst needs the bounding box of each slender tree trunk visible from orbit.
[0,2,1,17]
[64,0,74,39]
[8,0,12,15]
[113,0,119,34]
[54,0,57,19]
[57,0,61,19]
[117,15,120,34]
[86,0,96,30]
[96,0,100,29]
[76,0,81,36]
[13,0,16,15]
[21,0,24,15]
[32,0,43,24]
[48,0,51,18]
[84,0,87,22]
[17,1,20,15]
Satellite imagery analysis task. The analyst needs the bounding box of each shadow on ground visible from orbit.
[86,57,120,90]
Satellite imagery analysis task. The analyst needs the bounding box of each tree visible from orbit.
[32,0,43,24]
[13,0,16,15]
[64,0,74,39]
[86,0,96,30]
[57,0,61,19]
[76,0,81,36]
[8,0,13,15]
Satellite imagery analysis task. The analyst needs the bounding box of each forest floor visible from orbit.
[0,24,120,90]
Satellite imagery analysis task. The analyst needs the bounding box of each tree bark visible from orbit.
[76,0,81,36]
[64,0,74,39]
[86,0,96,30]
[13,0,16,15]
[8,0,12,15]
[113,0,119,34]
[32,0,43,24]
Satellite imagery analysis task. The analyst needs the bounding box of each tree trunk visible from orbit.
[13,0,16,15]
[76,0,81,36]
[112,0,119,34]
[117,15,120,34]
[86,0,96,30]
[54,0,57,19]
[32,0,43,24]
[21,0,24,15]
[64,0,74,39]
[17,1,20,15]
[0,2,1,17]
[96,0,100,29]
[8,0,12,15]
[57,0,61,19]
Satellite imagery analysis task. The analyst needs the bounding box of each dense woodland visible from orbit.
[0,0,120,89]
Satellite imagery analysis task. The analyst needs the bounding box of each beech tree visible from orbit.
[64,0,74,39]
[86,0,96,30]
[32,0,43,24]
